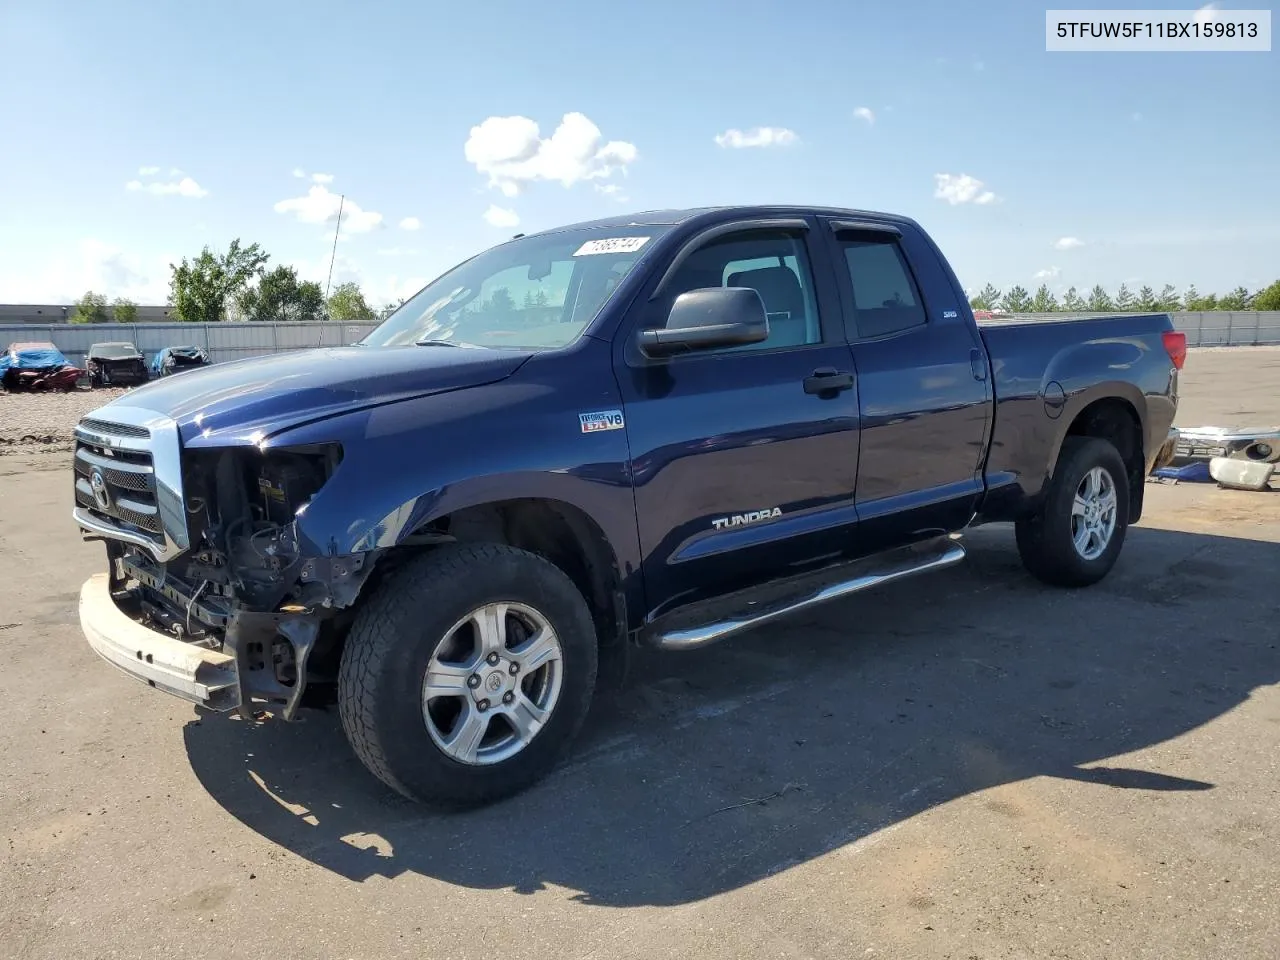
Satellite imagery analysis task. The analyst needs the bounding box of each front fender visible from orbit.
[264,343,643,587]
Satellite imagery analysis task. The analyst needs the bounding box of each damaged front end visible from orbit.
[73,408,376,720]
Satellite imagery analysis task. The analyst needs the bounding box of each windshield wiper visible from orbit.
[415,338,483,349]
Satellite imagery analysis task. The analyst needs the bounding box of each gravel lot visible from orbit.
[0,387,129,452]
[1,346,1278,960]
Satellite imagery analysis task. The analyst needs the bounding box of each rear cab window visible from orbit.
[836,232,928,339]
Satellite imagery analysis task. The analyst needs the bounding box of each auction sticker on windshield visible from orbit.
[573,237,650,256]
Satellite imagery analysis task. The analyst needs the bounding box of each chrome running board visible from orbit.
[646,535,967,652]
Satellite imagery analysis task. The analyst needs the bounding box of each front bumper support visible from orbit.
[79,573,240,711]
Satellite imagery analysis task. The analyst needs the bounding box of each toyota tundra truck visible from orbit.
[72,205,1184,806]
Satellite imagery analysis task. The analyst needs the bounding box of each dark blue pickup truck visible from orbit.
[73,205,1184,805]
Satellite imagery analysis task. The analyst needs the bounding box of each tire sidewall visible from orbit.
[1045,438,1130,580]
[348,547,598,802]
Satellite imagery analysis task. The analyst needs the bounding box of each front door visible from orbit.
[613,220,863,620]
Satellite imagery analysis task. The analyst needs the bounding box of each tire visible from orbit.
[1015,436,1130,588]
[338,543,598,807]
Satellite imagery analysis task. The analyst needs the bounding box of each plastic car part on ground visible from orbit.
[1151,461,1215,483]
[1209,457,1276,492]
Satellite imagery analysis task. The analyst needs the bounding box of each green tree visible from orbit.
[1252,280,1280,311]
[326,282,376,323]
[70,290,110,324]
[237,265,324,322]
[1135,286,1157,312]
[1000,285,1031,313]
[378,298,405,321]
[1029,284,1059,312]
[1181,284,1203,310]
[1086,285,1114,311]
[1061,286,1086,312]
[170,238,270,323]
[1114,283,1135,311]
[1218,287,1250,311]
[487,286,517,314]
[112,297,139,324]
[969,283,1002,310]
[1155,284,1182,312]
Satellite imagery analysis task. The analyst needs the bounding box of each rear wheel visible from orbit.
[1015,436,1130,588]
[338,543,598,806]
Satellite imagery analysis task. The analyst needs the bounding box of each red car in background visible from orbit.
[0,342,84,392]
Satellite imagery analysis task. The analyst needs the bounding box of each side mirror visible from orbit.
[637,287,769,358]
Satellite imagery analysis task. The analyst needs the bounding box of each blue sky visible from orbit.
[1,0,1276,308]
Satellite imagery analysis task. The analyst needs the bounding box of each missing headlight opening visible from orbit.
[102,442,371,719]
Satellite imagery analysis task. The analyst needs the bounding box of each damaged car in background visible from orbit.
[1,341,83,392]
[87,341,149,387]
[151,345,211,378]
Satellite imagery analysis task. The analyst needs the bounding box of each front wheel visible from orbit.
[1015,436,1130,588]
[338,543,598,807]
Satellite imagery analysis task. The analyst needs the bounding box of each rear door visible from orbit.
[613,217,863,619]
[820,217,992,553]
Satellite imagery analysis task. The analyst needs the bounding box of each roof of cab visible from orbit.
[520,204,920,238]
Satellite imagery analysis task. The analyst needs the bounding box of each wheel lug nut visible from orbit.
[477,699,490,712]
[486,652,500,666]
[502,692,514,705]
[508,662,520,675]
[467,674,480,689]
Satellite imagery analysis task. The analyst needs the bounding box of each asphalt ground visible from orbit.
[1,345,1277,960]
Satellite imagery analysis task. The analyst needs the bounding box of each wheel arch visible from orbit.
[378,496,632,688]
[1053,391,1146,523]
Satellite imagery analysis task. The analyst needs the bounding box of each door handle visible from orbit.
[969,348,988,382]
[803,367,855,396]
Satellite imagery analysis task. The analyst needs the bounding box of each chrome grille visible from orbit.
[71,407,190,561]
[79,417,150,440]
[74,437,162,539]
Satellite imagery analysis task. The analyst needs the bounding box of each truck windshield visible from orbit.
[360,226,672,350]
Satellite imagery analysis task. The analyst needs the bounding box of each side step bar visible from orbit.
[645,535,967,652]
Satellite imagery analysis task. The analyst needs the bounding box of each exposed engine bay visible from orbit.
[105,445,375,718]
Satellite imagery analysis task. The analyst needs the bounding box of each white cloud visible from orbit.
[1194,2,1219,26]
[1034,267,1061,280]
[311,172,334,184]
[853,107,875,125]
[2,240,173,303]
[168,167,183,177]
[933,173,998,205]
[1054,236,1085,250]
[594,183,629,203]
[292,167,307,178]
[714,126,798,149]
[464,112,637,197]
[137,165,160,176]
[399,216,421,231]
[482,205,520,228]
[273,184,384,233]
[126,175,209,198]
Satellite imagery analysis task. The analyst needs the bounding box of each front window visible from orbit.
[361,226,672,350]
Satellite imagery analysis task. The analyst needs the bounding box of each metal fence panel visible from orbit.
[0,321,380,368]
[2,314,1277,370]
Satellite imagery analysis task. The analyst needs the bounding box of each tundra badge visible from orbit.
[711,507,783,530]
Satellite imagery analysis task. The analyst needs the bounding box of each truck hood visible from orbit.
[109,345,533,445]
